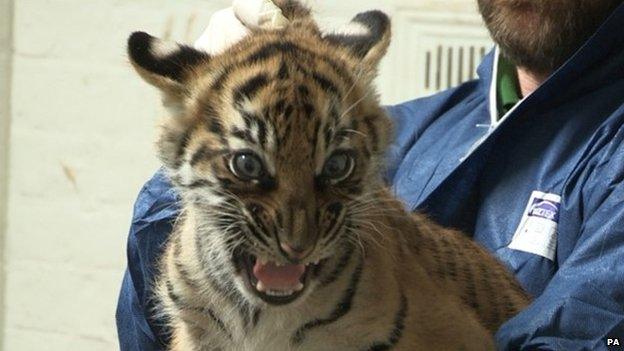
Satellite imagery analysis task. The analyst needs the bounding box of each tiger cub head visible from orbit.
[128,1,391,306]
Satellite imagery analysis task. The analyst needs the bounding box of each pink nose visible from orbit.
[280,242,312,260]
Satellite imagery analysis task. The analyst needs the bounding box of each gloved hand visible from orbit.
[194,0,289,55]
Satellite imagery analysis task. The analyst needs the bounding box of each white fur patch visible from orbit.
[177,162,196,185]
[150,39,181,58]
[333,22,370,36]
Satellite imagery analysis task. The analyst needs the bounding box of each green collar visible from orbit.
[497,55,521,119]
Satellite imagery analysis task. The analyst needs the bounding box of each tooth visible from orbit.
[276,261,284,267]
[294,283,304,292]
[313,259,320,265]
[267,289,294,297]
[256,281,266,292]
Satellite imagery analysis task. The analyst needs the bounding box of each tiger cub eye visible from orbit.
[230,152,265,180]
[322,152,354,181]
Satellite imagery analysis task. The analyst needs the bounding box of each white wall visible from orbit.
[0,0,13,346]
[0,1,485,350]
[3,1,229,349]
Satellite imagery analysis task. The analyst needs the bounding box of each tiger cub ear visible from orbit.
[324,10,391,68]
[127,31,210,94]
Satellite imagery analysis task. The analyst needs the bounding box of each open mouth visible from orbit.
[236,251,321,305]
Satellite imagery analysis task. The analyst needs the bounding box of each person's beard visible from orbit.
[478,0,623,75]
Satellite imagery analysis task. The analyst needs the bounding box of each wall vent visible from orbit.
[423,43,488,93]
[385,10,493,102]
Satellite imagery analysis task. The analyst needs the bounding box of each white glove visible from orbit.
[194,0,289,55]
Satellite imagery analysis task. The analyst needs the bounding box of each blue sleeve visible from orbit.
[116,169,180,351]
[496,139,624,350]
[383,82,481,183]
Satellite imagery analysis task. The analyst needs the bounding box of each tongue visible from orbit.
[253,261,305,290]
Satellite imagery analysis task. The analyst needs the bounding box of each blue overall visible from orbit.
[116,4,624,350]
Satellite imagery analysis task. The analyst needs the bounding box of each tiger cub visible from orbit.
[127,1,529,350]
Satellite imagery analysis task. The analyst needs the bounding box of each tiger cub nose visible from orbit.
[280,242,312,260]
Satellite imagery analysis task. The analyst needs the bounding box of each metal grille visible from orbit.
[424,44,488,92]
[387,10,493,102]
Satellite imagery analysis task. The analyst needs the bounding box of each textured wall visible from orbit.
[0,1,482,350]
[2,1,228,349]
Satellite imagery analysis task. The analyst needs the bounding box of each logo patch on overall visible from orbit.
[508,191,561,261]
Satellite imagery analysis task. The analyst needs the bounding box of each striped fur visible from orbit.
[128,2,529,350]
